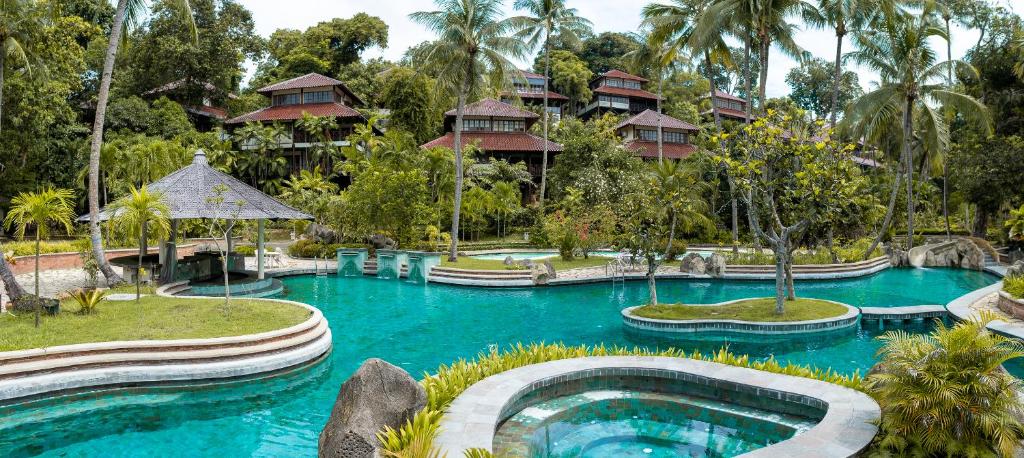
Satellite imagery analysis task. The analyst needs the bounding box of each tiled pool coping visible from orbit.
[620,299,860,335]
[435,356,880,457]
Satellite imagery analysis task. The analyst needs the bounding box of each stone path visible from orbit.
[968,293,1024,325]
[0,267,121,300]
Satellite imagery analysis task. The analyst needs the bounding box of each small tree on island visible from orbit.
[716,111,867,314]
[619,189,667,305]
[206,185,245,311]
[108,185,171,301]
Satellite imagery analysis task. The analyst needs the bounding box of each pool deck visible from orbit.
[436,356,879,457]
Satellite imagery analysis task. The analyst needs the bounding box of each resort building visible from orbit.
[143,79,235,132]
[703,90,755,123]
[615,110,700,160]
[421,98,563,193]
[500,70,568,119]
[577,69,660,119]
[225,73,367,169]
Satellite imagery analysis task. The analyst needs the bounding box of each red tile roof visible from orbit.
[258,73,344,93]
[616,109,698,131]
[444,98,539,118]
[593,85,660,100]
[703,107,755,121]
[709,90,746,102]
[519,70,546,79]
[625,141,698,159]
[188,105,228,120]
[421,131,563,152]
[515,90,569,101]
[226,102,363,124]
[600,69,648,82]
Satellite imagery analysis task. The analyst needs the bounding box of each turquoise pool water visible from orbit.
[0,267,1000,457]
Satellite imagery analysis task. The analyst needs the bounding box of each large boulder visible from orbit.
[543,260,557,280]
[907,239,984,270]
[367,234,396,250]
[706,253,727,277]
[530,262,552,285]
[679,253,706,275]
[886,245,910,267]
[306,223,341,244]
[319,359,426,458]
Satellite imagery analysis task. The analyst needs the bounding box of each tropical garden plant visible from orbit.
[1006,203,1024,242]
[866,313,1024,457]
[68,288,109,315]
[107,185,172,301]
[3,187,77,327]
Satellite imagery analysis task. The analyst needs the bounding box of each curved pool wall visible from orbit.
[468,249,714,261]
[0,267,1002,457]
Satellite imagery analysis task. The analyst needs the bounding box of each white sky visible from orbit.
[236,0,1020,97]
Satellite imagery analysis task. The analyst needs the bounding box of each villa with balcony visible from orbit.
[143,79,235,132]
[421,98,563,197]
[702,90,755,123]
[615,110,699,160]
[500,70,569,119]
[225,73,367,170]
[578,69,659,119]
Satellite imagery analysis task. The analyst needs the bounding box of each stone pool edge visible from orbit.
[435,356,879,457]
[621,299,860,335]
[0,283,332,403]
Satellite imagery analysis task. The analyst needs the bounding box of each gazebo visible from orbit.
[83,150,312,286]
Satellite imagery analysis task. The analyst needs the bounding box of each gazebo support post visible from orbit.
[257,219,266,280]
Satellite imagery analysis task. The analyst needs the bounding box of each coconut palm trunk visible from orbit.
[705,51,739,255]
[539,33,551,206]
[89,0,129,286]
[902,95,916,249]
[449,77,470,262]
[657,74,664,163]
[943,16,952,241]
[1,51,5,133]
[830,25,845,125]
[864,154,905,259]
[743,33,753,122]
[758,37,770,114]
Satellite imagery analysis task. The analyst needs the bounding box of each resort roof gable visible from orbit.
[256,73,365,107]
[443,98,539,119]
[616,110,699,131]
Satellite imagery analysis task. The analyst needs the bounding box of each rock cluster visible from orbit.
[1006,260,1024,279]
[319,359,426,458]
[706,253,727,277]
[907,239,984,270]
[679,253,726,277]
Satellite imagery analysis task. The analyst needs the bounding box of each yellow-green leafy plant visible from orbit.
[68,289,108,315]
[1006,204,1024,241]
[866,313,1024,457]
[380,342,862,456]
[462,448,494,458]
[378,409,443,457]
[1004,276,1024,300]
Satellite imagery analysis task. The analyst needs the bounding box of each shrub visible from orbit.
[866,313,1024,457]
[68,289,108,314]
[1005,276,1024,299]
[287,239,341,258]
[234,245,256,256]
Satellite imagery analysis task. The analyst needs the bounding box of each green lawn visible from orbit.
[441,255,612,271]
[0,296,310,352]
[630,297,848,322]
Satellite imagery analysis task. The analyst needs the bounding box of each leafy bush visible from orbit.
[287,239,341,258]
[234,245,256,256]
[866,313,1024,457]
[1005,276,1024,299]
[380,342,861,456]
[68,289,108,314]
[726,238,884,265]
[4,239,87,257]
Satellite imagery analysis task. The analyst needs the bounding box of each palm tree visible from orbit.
[87,0,194,288]
[511,0,591,206]
[0,0,46,134]
[108,185,171,301]
[845,5,990,254]
[3,187,76,327]
[625,33,680,163]
[651,159,714,256]
[410,0,526,262]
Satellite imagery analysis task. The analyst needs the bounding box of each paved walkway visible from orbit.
[0,267,122,300]
[969,293,1024,325]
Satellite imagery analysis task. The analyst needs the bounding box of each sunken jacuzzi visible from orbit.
[436,357,879,458]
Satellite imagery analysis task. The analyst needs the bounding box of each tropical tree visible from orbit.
[845,4,990,254]
[0,0,46,134]
[511,0,591,206]
[3,187,76,327]
[867,313,1024,457]
[1006,204,1024,242]
[650,159,714,257]
[107,185,171,301]
[410,0,527,261]
[87,0,194,288]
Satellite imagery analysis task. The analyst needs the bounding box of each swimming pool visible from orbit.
[0,267,1001,457]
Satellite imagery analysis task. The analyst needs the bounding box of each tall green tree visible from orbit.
[578,32,641,75]
[378,66,442,144]
[0,0,46,133]
[87,0,194,287]
[107,185,171,301]
[845,4,990,253]
[3,187,76,327]
[511,0,591,206]
[546,49,592,112]
[785,57,862,120]
[410,0,526,262]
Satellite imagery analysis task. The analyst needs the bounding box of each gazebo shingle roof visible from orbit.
[82,151,311,221]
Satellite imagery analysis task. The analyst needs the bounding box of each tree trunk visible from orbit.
[0,51,5,133]
[222,227,232,309]
[784,250,795,301]
[34,234,40,327]
[647,255,658,305]
[89,0,129,287]
[743,32,753,123]
[665,212,677,257]
[830,27,844,126]
[864,156,904,259]
[827,227,839,263]
[0,243,26,302]
[902,96,916,249]
[656,74,664,163]
[705,51,738,255]
[773,245,785,314]
[758,37,770,115]
[136,233,143,301]
[538,34,551,206]
[943,162,951,240]
[448,77,470,262]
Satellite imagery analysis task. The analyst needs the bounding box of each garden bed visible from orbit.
[630,298,849,322]
[0,296,310,352]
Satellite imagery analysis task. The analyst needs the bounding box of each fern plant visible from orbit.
[866,312,1024,457]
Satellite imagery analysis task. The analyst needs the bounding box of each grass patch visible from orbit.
[0,296,310,352]
[441,255,611,271]
[631,297,848,322]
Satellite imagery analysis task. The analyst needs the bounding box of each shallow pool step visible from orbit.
[860,305,947,321]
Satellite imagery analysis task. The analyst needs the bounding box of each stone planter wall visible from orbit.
[9,244,197,276]
[621,300,860,335]
[997,291,1024,319]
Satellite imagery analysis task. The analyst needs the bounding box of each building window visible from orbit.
[715,99,743,111]
[623,80,641,89]
[303,91,333,104]
[462,118,492,131]
[272,93,300,106]
[599,95,629,105]
[637,128,688,144]
[493,119,525,132]
[604,78,622,87]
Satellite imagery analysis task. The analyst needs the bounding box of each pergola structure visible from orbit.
[83,150,312,282]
